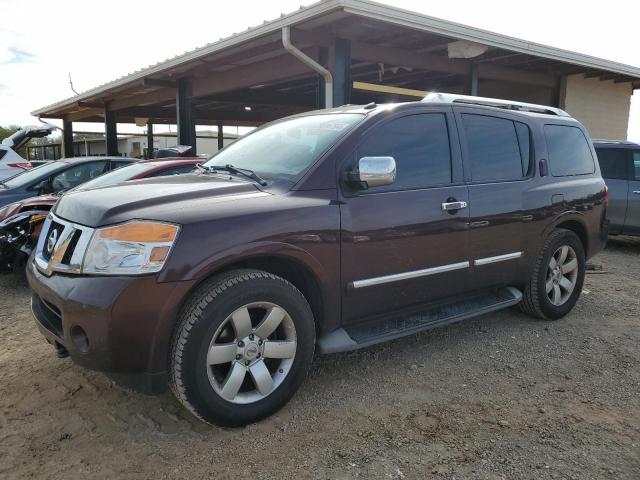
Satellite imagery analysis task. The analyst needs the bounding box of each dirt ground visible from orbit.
[0,238,639,480]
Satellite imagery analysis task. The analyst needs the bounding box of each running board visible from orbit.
[317,287,522,354]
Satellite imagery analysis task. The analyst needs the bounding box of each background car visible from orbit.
[594,140,640,236]
[0,158,201,273]
[0,156,135,209]
[0,124,55,180]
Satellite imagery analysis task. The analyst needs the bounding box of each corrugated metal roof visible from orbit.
[32,0,640,117]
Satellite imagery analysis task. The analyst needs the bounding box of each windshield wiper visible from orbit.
[199,163,267,186]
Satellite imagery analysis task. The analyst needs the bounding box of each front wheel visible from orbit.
[169,269,315,427]
[520,229,586,320]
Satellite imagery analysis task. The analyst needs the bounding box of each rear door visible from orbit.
[340,108,471,324]
[624,150,640,234]
[595,147,631,234]
[455,108,532,289]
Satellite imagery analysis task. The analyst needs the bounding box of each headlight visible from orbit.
[82,221,179,275]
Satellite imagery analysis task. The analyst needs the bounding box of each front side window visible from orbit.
[462,114,530,182]
[357,113,452,192]
[51,161,107,192]
[545,125,595,177]
[595,148,630,180]
[204,113,363,186]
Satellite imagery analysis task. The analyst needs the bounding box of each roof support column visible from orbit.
[316,47,329,109]
[62,118,74,158]
[104,105,118,156]
[177,78,197,155]
[217,122,224,151]
[465,62,479,96]
[331,38,351,107]
[146,121,154,159]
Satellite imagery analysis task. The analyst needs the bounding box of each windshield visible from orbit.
[76,162,152,190]
[2,161,63,188]
[203,113,363,185]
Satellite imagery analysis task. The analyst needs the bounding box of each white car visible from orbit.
[0,124,55,181]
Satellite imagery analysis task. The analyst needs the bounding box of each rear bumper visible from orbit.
[26,259,196,394]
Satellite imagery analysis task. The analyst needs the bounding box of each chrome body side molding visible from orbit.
[351,261,470,289]
[474,251,522,266]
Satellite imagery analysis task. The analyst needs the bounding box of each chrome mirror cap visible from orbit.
[358,156,396,188]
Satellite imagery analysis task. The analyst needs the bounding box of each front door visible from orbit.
[340,109,471,324]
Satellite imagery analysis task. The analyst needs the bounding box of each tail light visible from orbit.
[603,185,609,208]
[8,162,33,170]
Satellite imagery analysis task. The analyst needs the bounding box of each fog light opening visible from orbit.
[70,326,90,353]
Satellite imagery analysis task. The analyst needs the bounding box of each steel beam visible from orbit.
[217,122,224,151]
[104,106,118,156]
[62,118,74,158]
[146,121,154,159]
[465,62,479,96]
[332,38,352,107]
[177,78,197,155]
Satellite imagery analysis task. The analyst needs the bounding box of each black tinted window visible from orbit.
[462,114,527,182]
[545,125,595,177]
[0,150,6,160]
[358,113,452,190]
[634,152,640,181]
[595,148,630,180]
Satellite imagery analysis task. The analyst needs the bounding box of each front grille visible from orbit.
[33,295,63,337]
[41,221,65,262]
[35,214,94,276]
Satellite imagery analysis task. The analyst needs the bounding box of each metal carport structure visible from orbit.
[31,0,640,157]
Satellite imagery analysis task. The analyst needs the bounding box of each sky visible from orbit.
[0,0,638,139]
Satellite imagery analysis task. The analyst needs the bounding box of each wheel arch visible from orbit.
[542,212,589,255]
[174,243,334,337]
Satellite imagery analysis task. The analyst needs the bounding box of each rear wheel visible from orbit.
[169,269,315,427]
[520,229,585,320]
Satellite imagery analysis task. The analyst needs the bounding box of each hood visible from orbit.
[54,174,270,227]
[0,194,57,221]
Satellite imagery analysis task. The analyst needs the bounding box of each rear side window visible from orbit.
[462,114,531,182]
[595,148,630,180]
[0,150,6,161]
[545,125,595,177]
[358,113,452,191]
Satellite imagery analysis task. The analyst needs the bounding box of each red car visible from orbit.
[0,158,201,272]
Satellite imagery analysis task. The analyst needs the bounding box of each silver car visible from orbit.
[594,141,640,236]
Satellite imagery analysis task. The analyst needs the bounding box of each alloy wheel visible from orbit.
[546,245,579,306]
[206,302,297,404]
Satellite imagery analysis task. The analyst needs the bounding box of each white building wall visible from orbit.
[562,74,632,140]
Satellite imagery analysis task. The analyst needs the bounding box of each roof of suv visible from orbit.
[592,140,640,148]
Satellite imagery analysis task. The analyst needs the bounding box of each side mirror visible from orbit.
[349,156,396,189]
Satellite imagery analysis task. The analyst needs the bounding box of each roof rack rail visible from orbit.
[422,93,571,117]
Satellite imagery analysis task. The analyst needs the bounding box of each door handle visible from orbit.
[441,201,468,212]
[633,190,640,195]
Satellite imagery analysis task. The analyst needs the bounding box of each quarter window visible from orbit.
[358,113,452,191]
[545,125,595,177]
[462,114,531,182]
[595,148,630,180]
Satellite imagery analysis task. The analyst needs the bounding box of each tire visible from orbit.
[169,269,315,427]
[520,228,586,320]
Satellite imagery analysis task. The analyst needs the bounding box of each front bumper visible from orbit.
[26,259,196,394]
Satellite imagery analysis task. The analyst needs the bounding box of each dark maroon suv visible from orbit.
[27,94,608,426]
